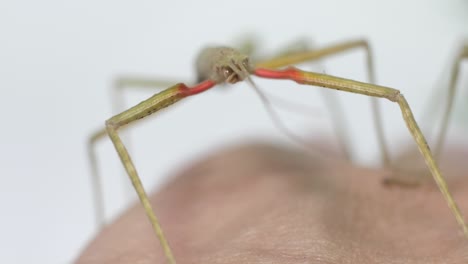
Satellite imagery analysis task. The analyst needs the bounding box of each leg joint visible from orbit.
[389,90,401,102]
[105,119,117,130]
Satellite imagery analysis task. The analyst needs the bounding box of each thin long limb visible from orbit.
[433,44,468,159]
[111,77,188,202]
[112,77,183,114]
[237,36,312,59]
[88,80,216,264]
[270,38,311,58]
[254,67,468,237]
[87,129,108,228]
[255,39,372,69]
[87,77,185,225]
[256,39,390,165]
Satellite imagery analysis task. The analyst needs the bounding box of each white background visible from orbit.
[1,0,467,263]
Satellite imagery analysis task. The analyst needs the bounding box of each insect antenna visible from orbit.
[245,75,314,148]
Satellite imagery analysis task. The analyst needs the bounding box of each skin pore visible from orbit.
[76,141,468,263]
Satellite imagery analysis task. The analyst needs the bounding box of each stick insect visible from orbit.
[88,39,468,264]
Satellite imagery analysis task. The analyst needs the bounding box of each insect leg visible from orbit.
[433,43,468,159]
[254,67,468,237]
[88,80,216,264]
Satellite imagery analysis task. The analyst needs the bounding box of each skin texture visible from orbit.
[76,141,468,264]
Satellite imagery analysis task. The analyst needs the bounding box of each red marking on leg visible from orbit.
[178,80,217,97]
[254,67,302,81]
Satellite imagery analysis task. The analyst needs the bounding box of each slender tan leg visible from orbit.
[87,77,186,227]
[113,77,188,199]
[112,77,184,114]
[88,80,216,264]
[89,86,182,264]
[88,84,185,241]
[256,39,389,164]
[87,129,107,229]
[433,43,468,159]
[254,67,468,237]
[271,38,312,57]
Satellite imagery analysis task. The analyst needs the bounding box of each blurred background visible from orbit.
[1,0,467,263]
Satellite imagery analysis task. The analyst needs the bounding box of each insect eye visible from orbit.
[223,67,233,77]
